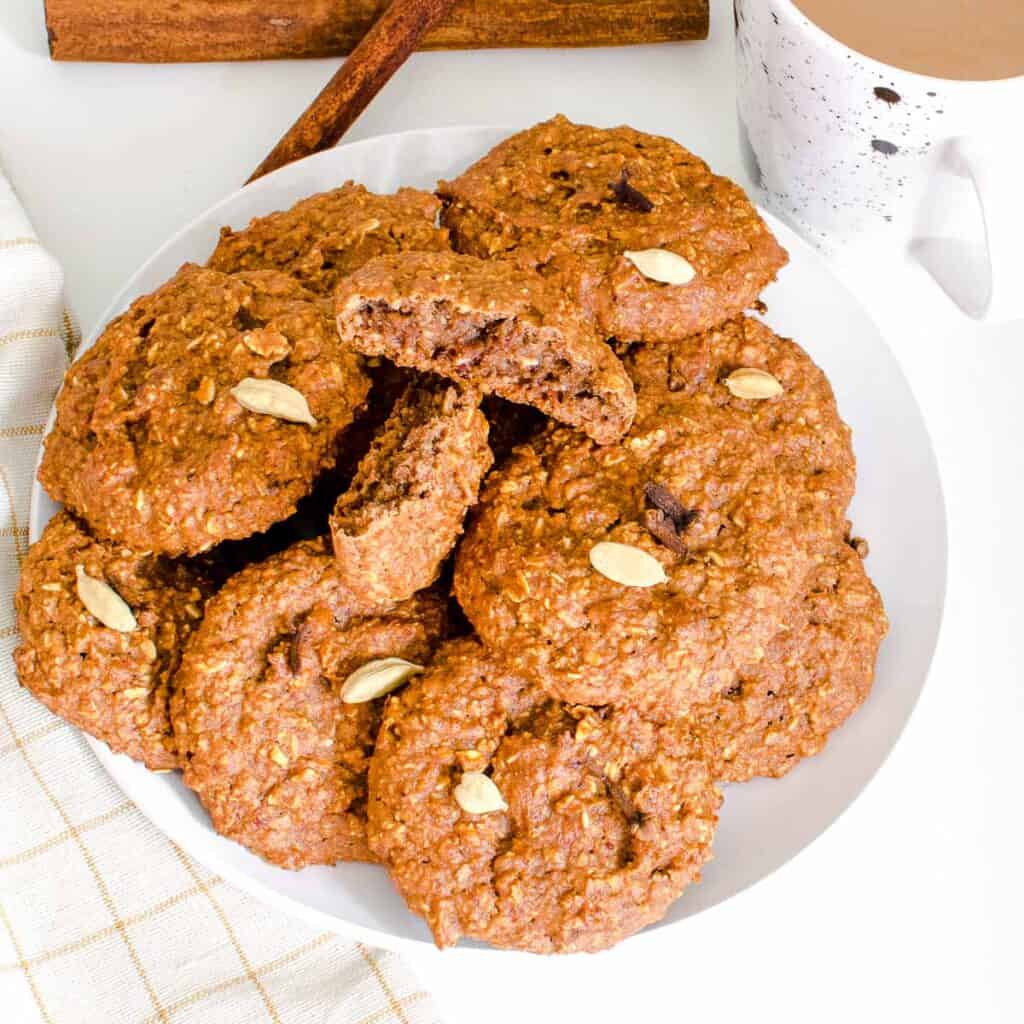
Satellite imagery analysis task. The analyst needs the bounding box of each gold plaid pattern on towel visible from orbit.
[0,169,441,1024]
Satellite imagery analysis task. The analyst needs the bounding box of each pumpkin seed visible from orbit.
[75,565,137,632]
[230,378,317,426]
[724,367,783,400]
[589,541,667,587]
[623,248,696,285]
[454,772,508,815]
[340,657,424,704]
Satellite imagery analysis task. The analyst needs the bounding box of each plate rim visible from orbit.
[27,123,949,956]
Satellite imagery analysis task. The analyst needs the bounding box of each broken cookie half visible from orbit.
[334,251,636,445]
[330,379,493,606]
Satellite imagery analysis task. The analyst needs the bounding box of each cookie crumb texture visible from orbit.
[696,544,888,781]
[172,538,446,869]
[38,264,370,556]
[439,115,788,342]
[335,251,636,445]
[208,184,451,297]
[455,317,856,718]
[14,511,209,770]
[331,380,493,605]
[368,639,720,953]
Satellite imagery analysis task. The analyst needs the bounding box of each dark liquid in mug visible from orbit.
[792,0,1024,80]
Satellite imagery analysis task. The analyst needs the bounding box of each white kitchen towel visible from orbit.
[0,167,442,1024]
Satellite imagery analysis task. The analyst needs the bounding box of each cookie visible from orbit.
[38,264,370,556]
[439,115,788,342]
[172,538,446,869]
[330,380,493,605]
[453,317,856,718]
[368,638,720,953]
[14,511,209,770]
[695,543,887,782]
[208,184,450,298]
[334,251,636,445]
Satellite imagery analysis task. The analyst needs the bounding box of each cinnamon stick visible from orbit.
[248,0,459,183]
[45,1,710,63]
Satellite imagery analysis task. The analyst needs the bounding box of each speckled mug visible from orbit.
[735,0,1024,321]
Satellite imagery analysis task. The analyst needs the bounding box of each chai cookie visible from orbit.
[454,317,856,718]
[330,380,492,605]
[334,251,636,445]
[14,511,210,770]
[39,264,370,556]
[208,184,450,298]
[696,543,887,782]
[172,538,446,869]
[368,639,720,953]
[439,115,788,342]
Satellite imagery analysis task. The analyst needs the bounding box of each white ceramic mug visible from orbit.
[735,0,1024,322]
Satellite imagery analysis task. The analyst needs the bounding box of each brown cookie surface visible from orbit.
[330,380,492,605]
[439,116,788,342]
[39,265,370,556]
[454,317,856,718]
[334,251,636,445]
[695,543,888,782]
[208,184,450,297]
[172,538,446,869]
[14,511,210,770]
[368,638,720,953]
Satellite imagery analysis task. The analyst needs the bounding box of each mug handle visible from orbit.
[912,137,1024,323]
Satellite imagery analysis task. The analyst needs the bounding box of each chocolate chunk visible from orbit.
[644,482,699,532]
[644,508,688,555]
[643,482,698,554]
[610,169,654,213]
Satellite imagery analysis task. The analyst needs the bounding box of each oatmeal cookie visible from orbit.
[14,511,209,770]
[330,380,492,605]
[368,638,720,953]
[439,115,787,342]
[172,538,446,869]
[208,184,450,297]
[695,543,887,782]
[454,317,856,718]
[38,264,370,556]
[334,251,636,445]
[195,367,418,583]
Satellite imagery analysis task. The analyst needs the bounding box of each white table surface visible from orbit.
[2,1,1021,1021]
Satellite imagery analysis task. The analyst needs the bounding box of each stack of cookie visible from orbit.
[15,117,887,954]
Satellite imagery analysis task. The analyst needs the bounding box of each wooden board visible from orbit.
[45,0,709,63]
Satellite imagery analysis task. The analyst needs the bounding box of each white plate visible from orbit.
[29,125,947,955]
